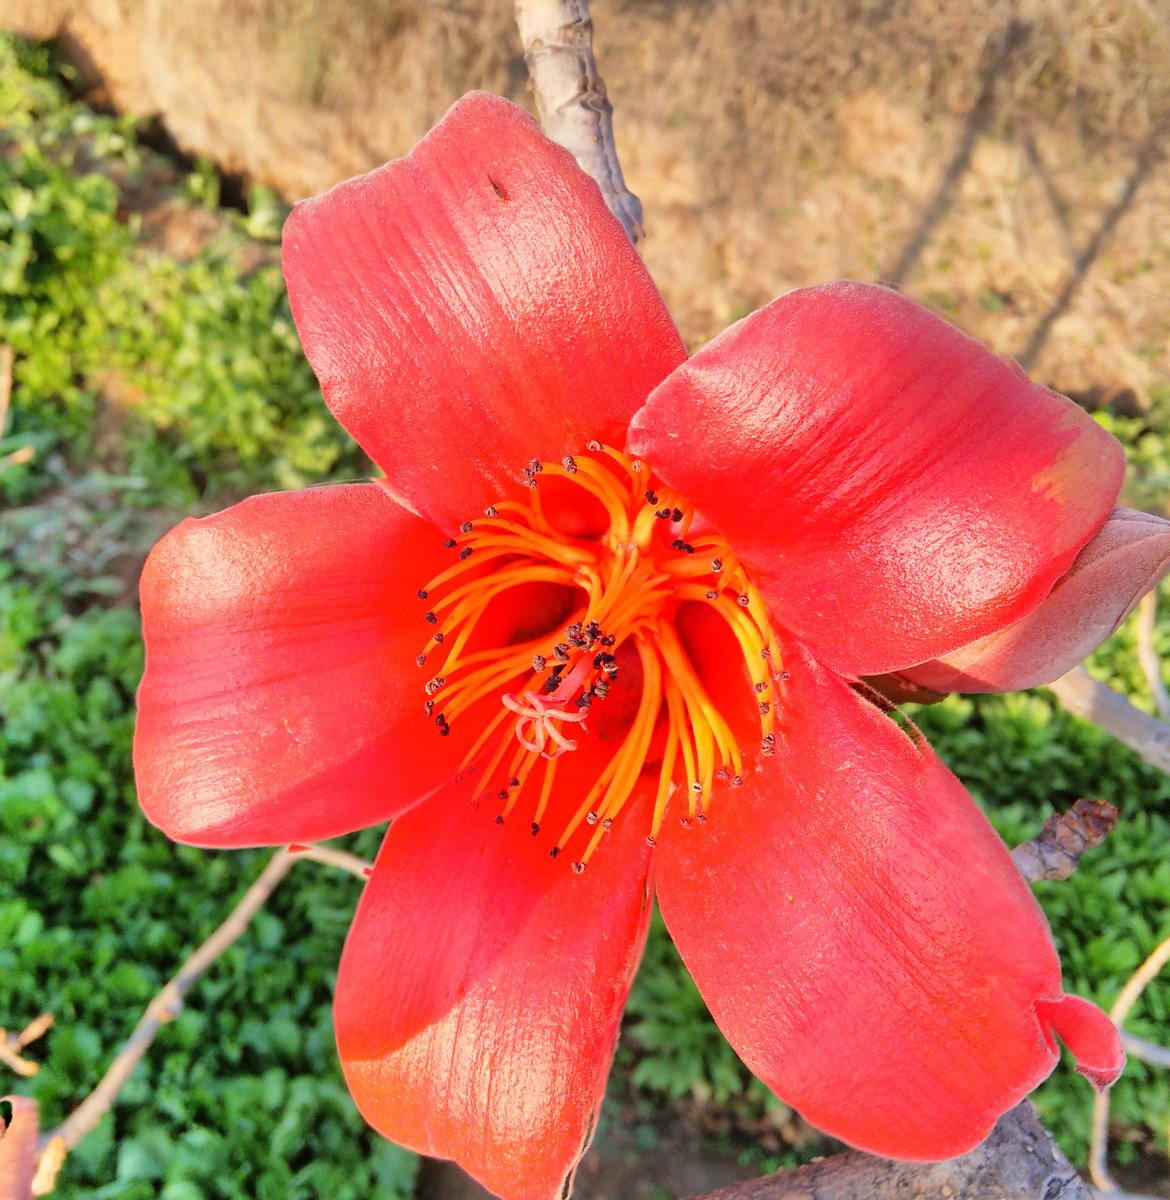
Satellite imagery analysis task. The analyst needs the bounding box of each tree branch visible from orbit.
[513,0,644,242]
[1048,666,1170,775]
[686,1102,1091,1200]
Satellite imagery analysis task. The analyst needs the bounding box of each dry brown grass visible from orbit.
[2,0,1166,403]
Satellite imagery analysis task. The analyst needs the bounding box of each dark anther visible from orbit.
[523,478,538,489]
[758,701,771,715]
[575,694,591,709]
[671,538,684,550]
[510,777,520,788]
[424,700,435,716]
[645,490,658,504]
[601,817,613,830]
[592,679,610,699]
[697,812,708,824]
[443,538,457,548]
[587,439,603,452]
[691,781,703,794]
[761,734,776,756]
[715,768,730,782]
[670,507,683,522]
[433,633,444,644]
[497,789,509,800]
[531,822,540,836]
[484,505,499,518]
[655,508,671,519]
[571,861,586,875]
[760,647,772,660]
[731,775,743,787]
[586,811,599,825]
[459,548,473,560]
[533,654,547,672]
[495,814,505,825]
[754,681,768,693]
[416,654,427,667]
[781,671,791,681]
[600,634,616,647]
[554,643,571,661]
[528,458,543,473]
[646,835,657,847]
[705,590,719,600]
[562,455,578,474]
[630,459,642,472]
[460,521,473,534]
[425,611,438,624]
[549,846,561,859]
[417,588,429,600]
[680,816,691,828]
[565,622,585,645]
[426,676,446,696]
[737,594,750,607]
[438,726,450,737]
[712,558,724,571]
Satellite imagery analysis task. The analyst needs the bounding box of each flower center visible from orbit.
[416,442,781,871]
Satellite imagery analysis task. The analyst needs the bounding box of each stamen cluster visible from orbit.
[416,443,781,871]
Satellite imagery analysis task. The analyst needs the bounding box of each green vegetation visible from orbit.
[3,30,1169,1197]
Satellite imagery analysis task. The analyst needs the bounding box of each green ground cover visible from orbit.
[3,32,1169,1197]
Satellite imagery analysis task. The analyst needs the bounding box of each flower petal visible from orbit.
[897,508,1170,693]
[655,640,1114,1160]
[628,282,1123,678]
[283,92,686,530]
[135,484,466,847]
[0,1096,39,1200]
[335,782,655,1200]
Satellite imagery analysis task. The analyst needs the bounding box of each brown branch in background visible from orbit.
[513,0,644,242]
[1090,929,1170,1194]
[687,1102,1091,1200]
[0,1016,53,1079]
[1010,797,1119,883]
[1134,591,1170,719]
[1048,666,1170,775]
[36,842,372,1169]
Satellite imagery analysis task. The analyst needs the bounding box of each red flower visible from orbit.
[133,93,1148,1199]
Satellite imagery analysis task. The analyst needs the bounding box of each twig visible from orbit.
[1048,666,1170,775]
[1121,1033,1170,1070]
[38,849,297,1155]
[1010,798,1119,883]
[1089,928,1170,1193]
[1134,592,1170,719]
[686,1102,1091,1200]
[513,0,644,242]
[287,842,372,880]
[36,841,371,1160]
[0,1015,54,1079]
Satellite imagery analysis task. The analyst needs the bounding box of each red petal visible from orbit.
[335,782,655,1200]
[628,282,1123,678]
[655,640,1109,1160]
[134,485,465,847]
[0,1096,38,1200]
[898,508,1170,692]
[283,92,685,530]
[1035,995,1124,1090]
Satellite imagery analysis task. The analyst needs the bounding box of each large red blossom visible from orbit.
[133,93,1147,1199]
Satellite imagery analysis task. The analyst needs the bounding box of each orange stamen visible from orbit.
[414,444,782,870]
